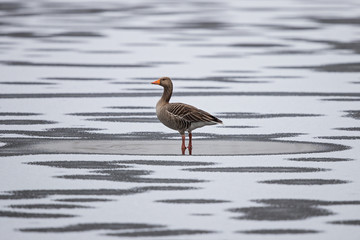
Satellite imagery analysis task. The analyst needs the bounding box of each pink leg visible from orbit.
[188,132,192,155]
[181,134,186,155]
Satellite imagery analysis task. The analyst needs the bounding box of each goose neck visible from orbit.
[160,84,173,103]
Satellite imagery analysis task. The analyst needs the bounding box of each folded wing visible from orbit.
[166,103,222,124]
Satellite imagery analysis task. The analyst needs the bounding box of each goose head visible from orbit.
[151,77,172,88]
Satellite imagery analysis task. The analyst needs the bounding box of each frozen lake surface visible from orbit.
[0,0,359,239]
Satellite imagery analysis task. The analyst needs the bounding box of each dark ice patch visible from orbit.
[0,119,56,125]
[59,169,204,184]
[311,17,360,25]
[156,199,230,204]
[80,50,129,54]
[253,24,319,31]
[283,38,360,55]
[344,110,360,120]
[176,20,228,30]
[0,32,38,38]
[322,98,360,102]
[69,112,155,117]
[9,204,90,209]
[0,112,40,116]
[49,31,104,38]
[315,62,360,72]
[272,62,360,72]
[217,112,321,119]
[0,60,153,68]
[287,157,352,162]
[107,229,214,237]
[230,43,288,48]
[0,186,195,200]
[0,210,75,218]
[89,117,158,123]
[107,106,154,109]
[229,199,360,221]
[254,199,360,206]
[336,127,360,131]
[191,213,213,216]
[27,48,73,52]
[319,136,360,140]
[0,31,104,39]
[218,125,258,128]
[329,220,360,225]
[0,81,55,85]
[20,222,164,232]
[28,160,129,169]
[322,40,360,55]
[260,50,320,55]
[185,167,327,173]
[260,179,349,185]
[55,198,113,202]
[0,2,23,11]
[238,229,320,234]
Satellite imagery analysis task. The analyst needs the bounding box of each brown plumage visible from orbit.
[151,77,222,155]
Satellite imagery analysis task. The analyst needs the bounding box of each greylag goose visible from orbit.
[152,77,222,155]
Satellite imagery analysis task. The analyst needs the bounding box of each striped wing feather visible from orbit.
[166,103,221,124]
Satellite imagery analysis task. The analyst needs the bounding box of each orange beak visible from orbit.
[151,79,161,85]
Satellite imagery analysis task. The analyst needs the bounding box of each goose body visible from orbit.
[152,77,222,155]
[156,102,221,134]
